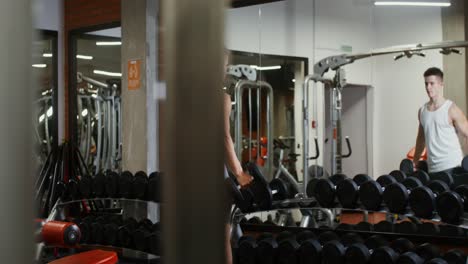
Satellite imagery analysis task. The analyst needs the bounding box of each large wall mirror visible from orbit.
[229,50,308,183]
[69,25,122,174]
[33,30,58,169]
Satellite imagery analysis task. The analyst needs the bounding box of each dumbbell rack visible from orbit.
[232,205,468,253]
[43,198,161,263]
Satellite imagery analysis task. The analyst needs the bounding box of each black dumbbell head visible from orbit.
[336,179,360,209]
[390,170,408,183]
[409,186,436,219]
[383,183,410,213]
[306,178,318,197]
[270,178,289,201]
[298,238,322,264]
[79,174,93,198]
[246,162,273,210]
[430,171,454,187]
[414,170,430,185]
[377,175,398,187]
[365,235,388,250]
[147,171,161,202]
[133,171,148,200]
[119,171,134,199]
[257,236,277,264]
[370,246,398,264]
[395,221,418,234]
[402,177,423,190]
[355,222,373,232]
[323,240,346,264]
[416,160,429,173]
[314,178,337,207]
[341,232,364,247]
[318,231,339,244]
[400,159,414,175]
[354,174,372,185]
[296,230,316,244]
[359,181,384,211]
[419,222,440,236]
[443,249,466,264]
[374,221,395,233]
[397,251,424,264]
[436,191,464,225]
[330,174,347,184]
[391,238,414,254]
[345,243,371,264]
[93,172,107,197]
[277,239,300,264]
[105,171,120,198]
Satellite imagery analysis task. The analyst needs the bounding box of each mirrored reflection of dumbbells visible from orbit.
[436,185,468,224]
[383,177,424,214]
[335,174,373,209]
[408,180,450,219]
[359,174,397,211]
[312,174,348,207]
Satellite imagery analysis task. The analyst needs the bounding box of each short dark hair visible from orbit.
[424,67,444,81]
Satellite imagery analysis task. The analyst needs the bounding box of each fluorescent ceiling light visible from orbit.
[42,53,53,58]
[76,54,93,60]
[292,79,296,82]
[81,109,88,117]
[96,41,121,46]
[32,64,47,68]
[250,65,282,71]
[93,70,122,77]
[39,114,45,123]
[374,1,451,6]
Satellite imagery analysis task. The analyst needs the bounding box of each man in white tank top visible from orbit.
[413,67,468,173]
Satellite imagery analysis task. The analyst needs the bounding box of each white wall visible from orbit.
[371,7,443,176]
[226,0,444,178]
[33,0,65,142]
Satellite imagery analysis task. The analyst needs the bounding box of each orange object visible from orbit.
[48,250,118,264]
[406,146,427,160]
[128,59,142,90]
[42,221,81,247]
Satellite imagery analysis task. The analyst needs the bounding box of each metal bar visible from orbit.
[78,72,109,89]
[44,100,51,154]
[257,88,260,163]
[234,80,274,178]
[95,99,102,174]
[248,88,252,162]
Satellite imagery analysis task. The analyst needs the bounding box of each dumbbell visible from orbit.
[75,215,94,244]
[359,175,397,211]
[370,237,415,263]
[323,234,388,264]
[78,174,93,198]
[255,233,277,264]
[269,177,295,201]
[89,216,107,244]
[355,221,374,232]
[117,217,139,248]
[133,171,148,200]
[105,171,120,198]
[227,162,274,211]
[418,222,440,236]
[335,174,373,209]
[439,224,466,238]
[390,169,431,186]
[275,231,301,264]
[400,158,429,175]
[436,185,468,224]
[429,171,454,187]
[133,218,156,252]
[119,171,134,199]
[347,237,411,264]
[147,223,162,255]
[146,171,161,202]
[443,249,467,264]
[93,172,107,198]
[374,220,395,233]
[313,174,348,207]
[102,216,122,246]
[397,243,441,264]
[409,180,450,219]
[237,235,257,264]
[383,177,423,213]
[225,176,254,213]
[395,221,418,234]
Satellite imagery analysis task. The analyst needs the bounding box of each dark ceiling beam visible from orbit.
[231,0,284,8]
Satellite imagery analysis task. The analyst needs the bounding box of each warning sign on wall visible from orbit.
[128,59,141,90]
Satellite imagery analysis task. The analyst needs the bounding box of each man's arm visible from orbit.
[413,109,426,164]
[449,103,468,144]
[223,94,252,186]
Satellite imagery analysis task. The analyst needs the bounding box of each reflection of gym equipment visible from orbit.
[233,79,274,178]
[77,73,121,173]
[34,95,54,162]
[302,40,468,195]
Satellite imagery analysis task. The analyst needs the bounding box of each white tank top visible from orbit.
[420,100,463,173]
